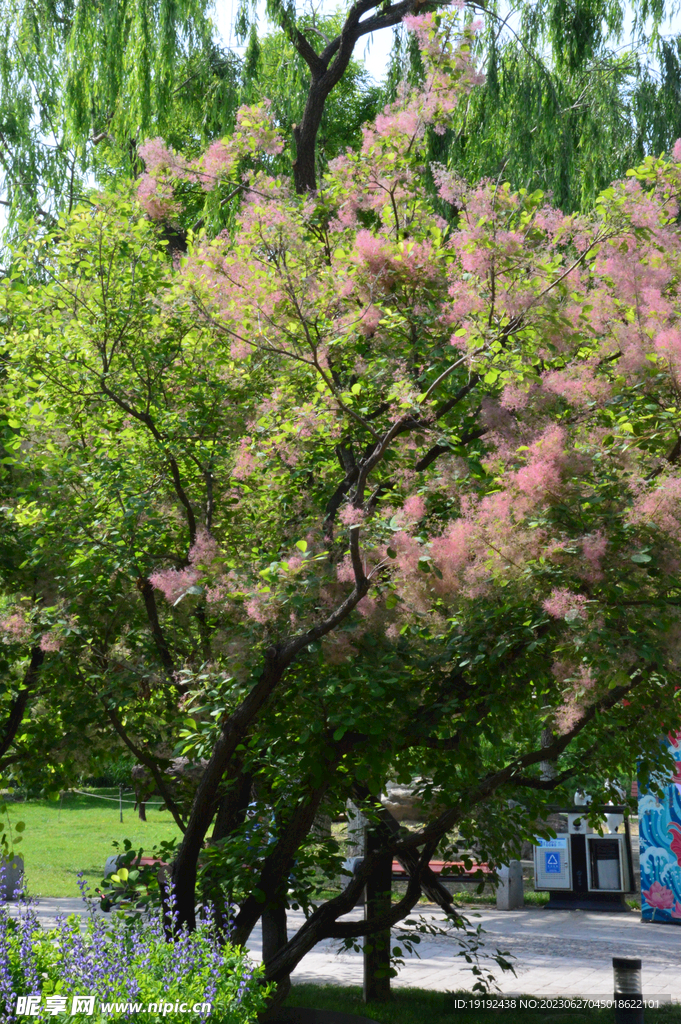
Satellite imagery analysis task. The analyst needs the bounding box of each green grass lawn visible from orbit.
[286,985,681,1023]
[3,789,183,897]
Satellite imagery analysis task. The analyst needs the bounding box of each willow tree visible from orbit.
[1,0,681,233]
[430,6,681,212]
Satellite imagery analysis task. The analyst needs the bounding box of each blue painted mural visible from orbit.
[639,731,681,923]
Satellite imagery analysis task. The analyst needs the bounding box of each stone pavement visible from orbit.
[16,899,681,1002]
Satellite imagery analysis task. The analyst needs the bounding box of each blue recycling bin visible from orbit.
[534,806,635,911]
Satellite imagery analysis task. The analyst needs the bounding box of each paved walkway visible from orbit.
[14,899,681,1002]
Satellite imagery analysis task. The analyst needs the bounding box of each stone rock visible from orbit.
[0,856,24,900]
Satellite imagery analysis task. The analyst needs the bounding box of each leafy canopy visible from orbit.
[1,5,681,983]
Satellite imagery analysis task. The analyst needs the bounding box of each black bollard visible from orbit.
[363,830,392,1004]
[613,957,644,1024]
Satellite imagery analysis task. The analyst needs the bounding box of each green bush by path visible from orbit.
[3,789,182,897]
[285,985,681,1023]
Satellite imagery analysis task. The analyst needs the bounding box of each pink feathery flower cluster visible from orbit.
[542,362,609,407]
[543,588,588,620]
[136,101,283,221]
[234,100,284,157]
[149,565,198,605]
[354,229,390,275]
[552,663,597,735]
[40,632,62,653]
[430,519,472,588]
[0,613,31,642]
[137,174,178,222]
[358,304,382,337]
[431,163,467,206]
[245,593,274,624]
[402,12,441,55]
[359,10,482,153]
[339,505,365,527]
[232,438,256,480]
[514,425,566,499]
[336,555,356,583]
[138,138,177,173]
[630,477,681,543]
[198,140,235,190]
[499,381,532,411]
[403,494,426,520]
[136,138,193,219]
[655,327,681,365]
[581,532,607,581]
[374,107,421,140]
[150,528,219,605]
[554,702,584,736]
[1,611,33,641]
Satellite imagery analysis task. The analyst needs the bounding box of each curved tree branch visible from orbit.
[0,646,44,764]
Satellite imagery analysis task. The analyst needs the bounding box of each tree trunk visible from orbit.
[289,1,426,193]
[212,773,253,842]
[261,901,291,1012]
[170,651,287,930]
[0,647,44,764]
[540,727,557,782]
[292,77,328,193]
[262,902,288,963]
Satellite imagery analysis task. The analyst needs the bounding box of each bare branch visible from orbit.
[105,707,187,833]
[137,577,179,682]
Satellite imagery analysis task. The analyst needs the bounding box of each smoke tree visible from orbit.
[3,8,681,1004]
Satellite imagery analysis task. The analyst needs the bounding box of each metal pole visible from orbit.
[613,956,644,1024]
[119,785,123,824]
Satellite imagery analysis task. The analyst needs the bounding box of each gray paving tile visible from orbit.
[9,898,681,1001]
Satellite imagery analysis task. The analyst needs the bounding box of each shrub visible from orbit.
[0,878,270,1022]
[83,754,137,789]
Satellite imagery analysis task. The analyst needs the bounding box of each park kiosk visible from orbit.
[533,805,635,911]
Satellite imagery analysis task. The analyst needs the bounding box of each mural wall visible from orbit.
[639,731,681,923]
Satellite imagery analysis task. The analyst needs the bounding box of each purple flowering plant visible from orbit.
[0,874,270,1023]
